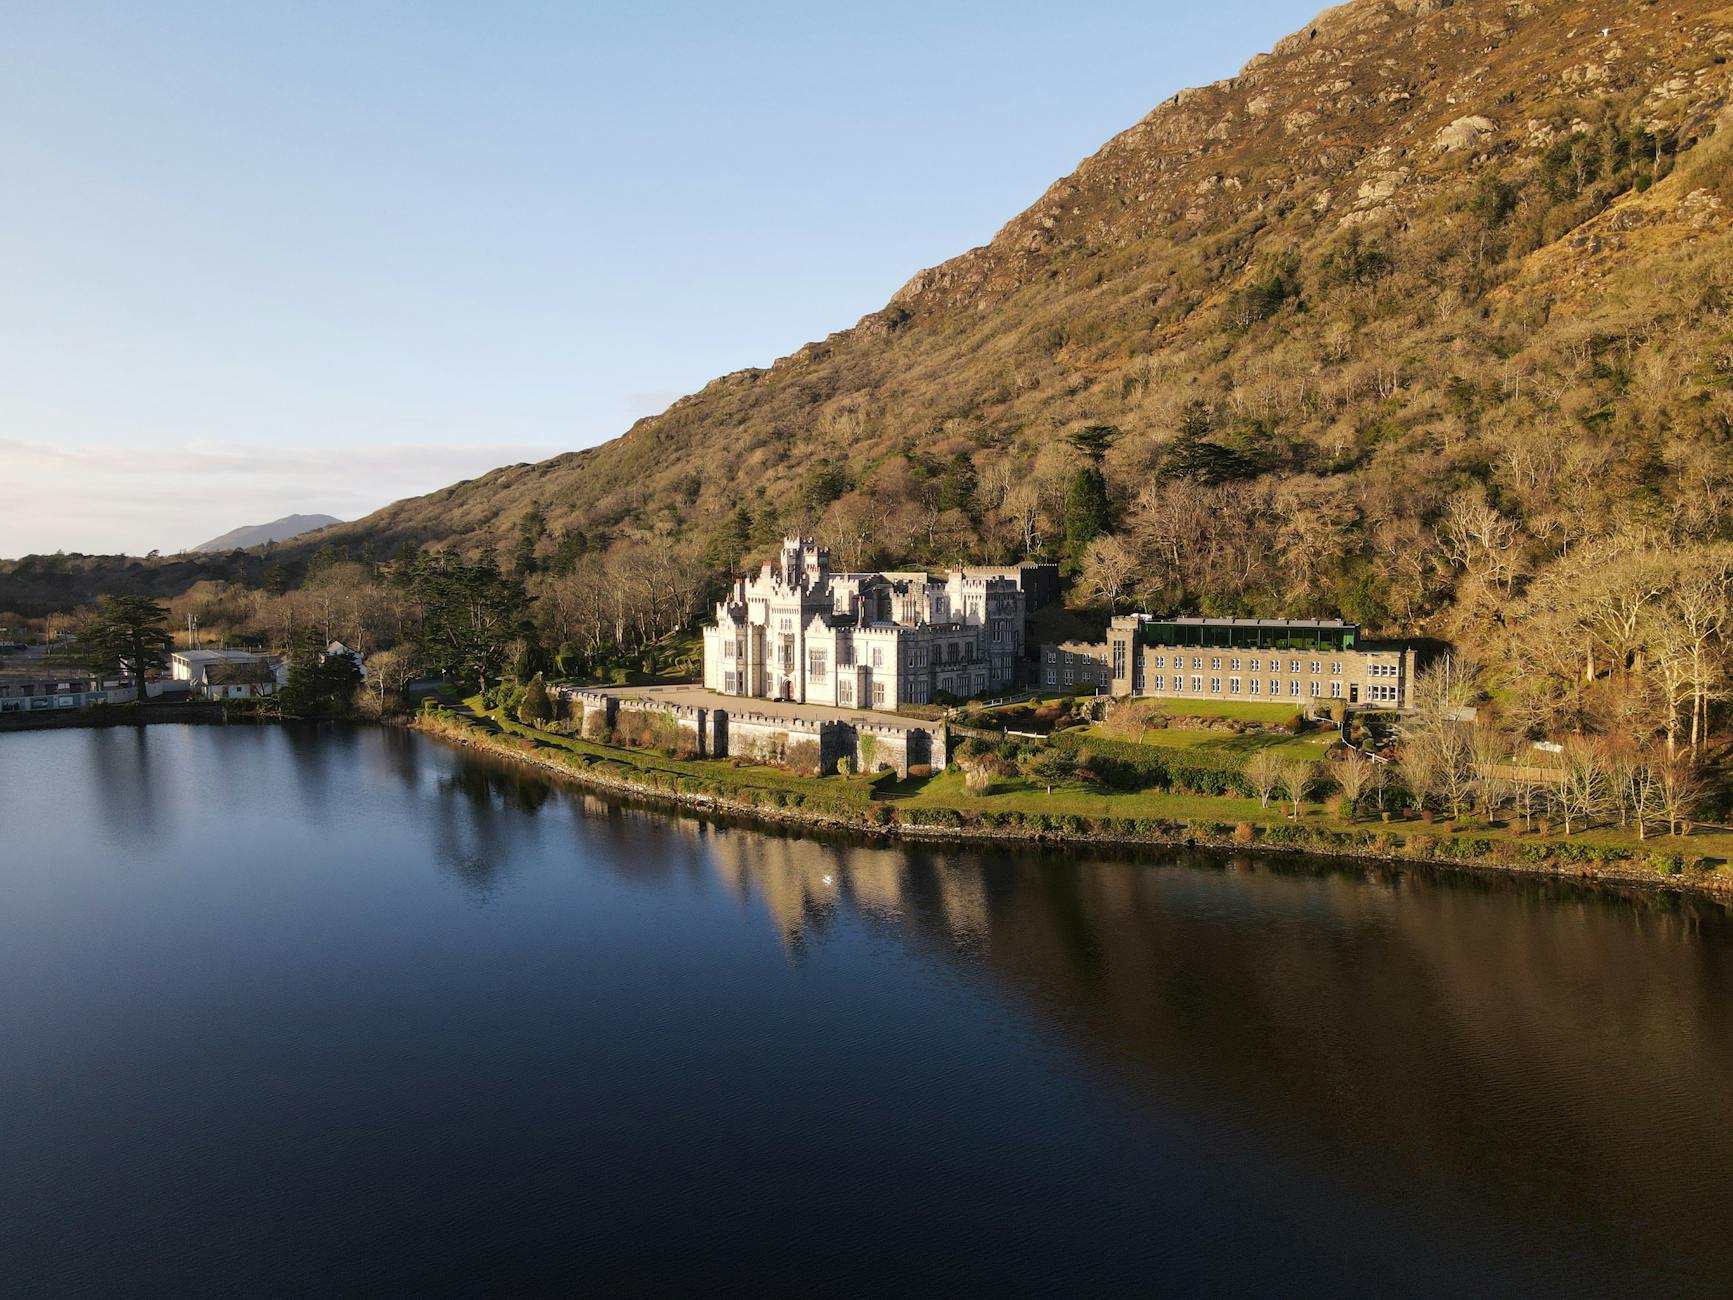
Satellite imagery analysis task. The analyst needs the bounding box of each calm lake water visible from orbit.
[3,724,1732,1297]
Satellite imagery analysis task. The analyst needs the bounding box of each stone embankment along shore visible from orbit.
[415,715,1733,901]
[0,702,246,732]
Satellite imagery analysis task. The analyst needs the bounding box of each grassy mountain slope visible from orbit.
[11,0,1733,661]
[310,0,1732,601]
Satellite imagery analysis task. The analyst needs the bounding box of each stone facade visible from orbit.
[562,688,947,777]
[1049,615,1418,710]
[702,537,1024,708]
[1041,640,1112,692]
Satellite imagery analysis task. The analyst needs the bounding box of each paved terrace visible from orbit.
[573,684,925,729]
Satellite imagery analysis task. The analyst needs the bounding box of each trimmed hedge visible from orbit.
[1052,733,1255,797]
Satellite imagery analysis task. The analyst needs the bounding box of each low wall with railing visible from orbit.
[558,688,945,777]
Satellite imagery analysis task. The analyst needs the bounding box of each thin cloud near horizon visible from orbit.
[0,438,563,559]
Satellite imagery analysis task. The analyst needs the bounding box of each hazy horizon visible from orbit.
[3,0,1322,558]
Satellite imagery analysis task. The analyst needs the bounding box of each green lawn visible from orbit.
[1147,698,1304,722]
[1081,722,1328,762]
[436,699,1733,869]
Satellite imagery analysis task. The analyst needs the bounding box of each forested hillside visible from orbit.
[9,0,1733,739]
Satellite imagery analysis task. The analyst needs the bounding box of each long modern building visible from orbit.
[702,537,1025,708]
[1045,615,1417,708]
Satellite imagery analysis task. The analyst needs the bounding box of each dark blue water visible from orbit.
[3,724,1731,1297]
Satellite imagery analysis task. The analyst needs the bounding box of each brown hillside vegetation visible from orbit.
[307,0,1733,590]
[11,1,1733,710]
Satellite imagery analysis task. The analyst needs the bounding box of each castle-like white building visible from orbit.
[701,537,1025,709]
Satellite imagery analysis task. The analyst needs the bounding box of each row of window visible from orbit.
[1150,676,1350,699]
[1367,683,1400,701]
[1152,654,1343,675]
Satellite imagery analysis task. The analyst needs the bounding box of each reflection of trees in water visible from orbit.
[279,722,361,818]
[425,754,554,902]
[85,724,166,846]
[689,814,1733,1280]
[572,802,716,889]
[371,725,424,794]
[858,846,1733,1285]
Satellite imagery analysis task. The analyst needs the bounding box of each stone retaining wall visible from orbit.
[560,689,946,777]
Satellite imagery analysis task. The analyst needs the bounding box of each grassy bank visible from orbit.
[418,702,1733,894]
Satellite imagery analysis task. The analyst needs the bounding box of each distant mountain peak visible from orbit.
[190,514,342,553]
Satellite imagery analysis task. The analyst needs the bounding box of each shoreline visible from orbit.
[10,705,1724,900]
[414,713,1733,902]
[0,701,260,732]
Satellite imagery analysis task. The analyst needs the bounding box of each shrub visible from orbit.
[517,674,553,725]
[1406,834,1438,859]
[906,763,934,780]
[836,756,854,778]
[1648,851,1684,876]
[1232,822,1256,844]
[783,739,822,775]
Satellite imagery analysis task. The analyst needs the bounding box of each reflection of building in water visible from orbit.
[934,861,991,947]
[846,855,906,920]
[703,832,1000,953]
[709,833,846,951]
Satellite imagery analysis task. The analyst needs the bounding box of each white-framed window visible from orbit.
[1153,675,1165,691]
[1209,677,1221,693]
[1192,656,1203,670]
[1230,677,1241,694]
[1154,654,1166,668]
[1331,661,1342,675]
[870,647,883,669]
[1063,669,1073,685]
[872,682,886,706]
[808,649,827,682]
[1330,681,1342,697]
[1289,680,1301,696]
[1249,678,1261,695]
[1290,659,1301,673]
[1249,658,1261,672]
[1190,675,1203,692]
[1269,679,1280,696]
[1230,658,1241,671]
[1046,669,1057,686]
[1310,660,1321,674]
[839,681,853,704]
[1211,656,1222,671]
[1310,681,1321,697]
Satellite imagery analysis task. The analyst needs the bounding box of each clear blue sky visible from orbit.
[1,0,1323,557]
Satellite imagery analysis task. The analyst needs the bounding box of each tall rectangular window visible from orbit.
[1113,641,1127,680]
[808,649,827,682]
[1230,677,1241,694]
